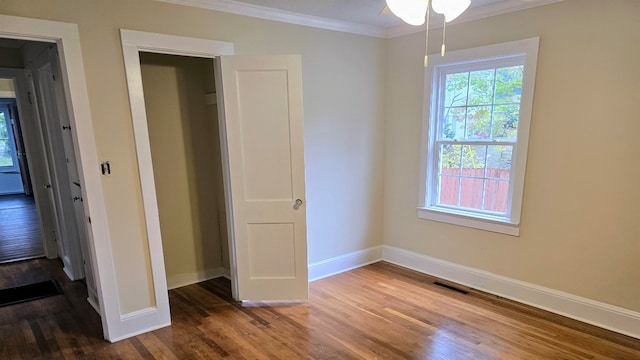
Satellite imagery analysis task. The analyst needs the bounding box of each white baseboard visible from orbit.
[87,296,100,315]
[309,246,382,281]
[110,307,170,343]
[166,267,229,290]
[382,245,640,339]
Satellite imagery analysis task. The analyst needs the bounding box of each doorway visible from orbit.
[139,52,231,291]
[0,80,42,263]
[0,14,116,341]
[121,29,309,337]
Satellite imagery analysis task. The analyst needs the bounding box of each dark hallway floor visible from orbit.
[0,194,44,263]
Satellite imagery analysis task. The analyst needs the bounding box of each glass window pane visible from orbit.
[442,107,465,140]
[438,176,459,207]
[439,144,462,176]
[461,145,487,174]
[486,145,512,178]
[483,179,509,213]
[0,112,7,138]
[468,69,495,106]
[465,106,492,140]
[492,104,520,140]
[445,72,468,107]
[460,177,484,210]
[0,112,13,167]
[495,66,523,104]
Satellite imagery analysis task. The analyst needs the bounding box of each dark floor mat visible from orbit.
[0,280,63,307]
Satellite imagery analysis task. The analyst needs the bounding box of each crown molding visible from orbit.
[156,0,565,39]
[156,0,387,38]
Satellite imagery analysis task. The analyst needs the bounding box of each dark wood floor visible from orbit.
[0,194,44,263]
[0,259,638,359]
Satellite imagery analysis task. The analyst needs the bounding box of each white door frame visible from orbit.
[120,29,235,329]
[0,15,118,341]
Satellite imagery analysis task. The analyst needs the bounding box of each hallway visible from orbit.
[0,194,43,263]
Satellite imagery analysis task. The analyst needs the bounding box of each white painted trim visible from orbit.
[108,307,169,343]
[0,14,118,342]
[0,90,15,97]
[309,246,382,282]
[120,29,235,341]
[87,296,100,315]
[382,245,640,339]
[204,92,217,105]
[166,267,229,290]
[418,207,520,236]
[156,0,386,38]
[419,38,539,236]
[155,0,564,39]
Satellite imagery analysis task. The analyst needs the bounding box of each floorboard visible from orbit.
[0,194,44,263]
[0,259,638,359]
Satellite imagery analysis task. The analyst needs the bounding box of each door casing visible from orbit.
[120,29,236,334]
[0,14,117,342]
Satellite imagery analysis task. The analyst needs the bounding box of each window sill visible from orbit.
[417,207,520,236]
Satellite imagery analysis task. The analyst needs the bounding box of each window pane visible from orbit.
[439,144,462,176]
[492,104,520,140]
[442,107,465,140]
[0,112,13,167]
[0,112,7,138]
[460,177,484,210]
[468,69,495,106]
[445,72,468,107]
[486,145,512,177]
[465,106,491,140]
[438,176,460,207]
[438,144,461,207]
[459,145,486,210]
[461,145,487,173]
[495,66,523,104]
[483,179,509,213]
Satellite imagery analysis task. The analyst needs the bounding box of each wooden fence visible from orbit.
[439,168,510,212]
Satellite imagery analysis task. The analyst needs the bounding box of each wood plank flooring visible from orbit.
[1,259,638,359]
[0,194,44,263]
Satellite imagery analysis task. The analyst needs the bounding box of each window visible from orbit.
[419,38,539,236]
[0,104,19,172]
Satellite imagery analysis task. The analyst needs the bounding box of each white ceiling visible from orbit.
[158,0,565,37]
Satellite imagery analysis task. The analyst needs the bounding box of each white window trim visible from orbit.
[418,37,540,236]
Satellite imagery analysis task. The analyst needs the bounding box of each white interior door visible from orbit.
[217,55,308,301]
[35,60,85,280]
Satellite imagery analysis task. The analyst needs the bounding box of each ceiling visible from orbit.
[158,0,565,37]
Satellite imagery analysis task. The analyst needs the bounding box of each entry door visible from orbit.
[217,55,308,301]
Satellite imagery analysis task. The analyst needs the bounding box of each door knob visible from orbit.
[43,184,51,189]
[293,198,303,210]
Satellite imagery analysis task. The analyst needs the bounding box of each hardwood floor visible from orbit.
[0,259,638,359]
[0,194,44,263]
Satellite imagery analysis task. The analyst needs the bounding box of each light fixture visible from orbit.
[385,0,472,67]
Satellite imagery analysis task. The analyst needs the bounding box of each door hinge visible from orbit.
[62,125,71,131]
[88,216,92,224]
[52,73,56,81]
[27,92,33,105]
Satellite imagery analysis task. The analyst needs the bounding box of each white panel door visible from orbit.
[218,55,308,301]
